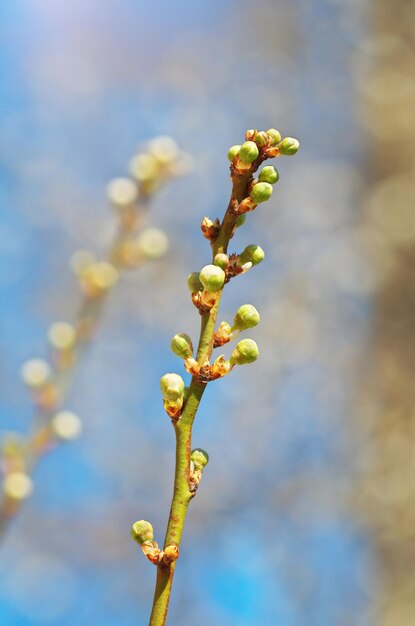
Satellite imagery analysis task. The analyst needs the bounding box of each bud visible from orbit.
[3,472,33,501]
[199,265,225,292]
[131,520,154,545]
[213,253,229,270]
[160,373,185,402]
[258,166,279,185]
[239,141,259,164]
[106,177,138,208]
[232,305,260,331]
[20,359,51,389]
[147,136,179,166]
[51,411,83,441]
[191,449,209,471]
[137,228,169,259]
[80,262,119,295]
[239,245,265,267]
[235,214,246,228]
[227,145,241,162]
[250,182,273,204]
[266,128,282,145]
[129,152,159,183]
[48,322,76,351]
[278,137,300,156]
[187,272,203,293]
[254,131,268,147]
[171,333,193,359]
[230,339,259,365]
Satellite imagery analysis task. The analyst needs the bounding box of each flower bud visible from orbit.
[199,265,225,292]
[227,145,241,162]
[20,359,51,389]
[106,177,138,208]
[131,520,154,545]
[187,272,203,293]
[129,152,159,183]
[148,136,179,166]
[239,141,259,164]
[137,228,169,259]
[171,333,193,359]
[230,339,259,365]
[51,411,83,441]
[160,373,185,402]
[266,128,282,145]
[3,472,33,501]
[278,137,300,156]
[235,214,246,228]
[239,245,265,267]
[191,448,209,471]
[258,166,279,185]
[232,305,260,331]
[213,253,229,270]
[48,322,76,351]
[254,131,268,147]
[250,182,273,204]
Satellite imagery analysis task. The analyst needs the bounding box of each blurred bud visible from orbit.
[250,182,273,204]
[239,244,265,268]
[70,250,95,275]
[48,322,76,351]
[232,305,260,331]
[239,141,259,164]
[80,262,119,296]
[137,228,169,259]
[199,265,225,292]
[129,153,159,184]
[147,136,179,166]
[266,128,282,145]
[213,253,229,270]
[106,177,138,208]
[51,411,82,441]
[254,131,268,147]
[228,145,241,162]
[171,333,193,359]
[131,520,154,545]
[235,214,246,229]
[3,472,33,501]
[187,272,203,293]
[258,166,279,185]
[160,373,185,402]
[230,338,259,365]
[20,359,51,389]
[191,448,209,471]
[278,137,300,156]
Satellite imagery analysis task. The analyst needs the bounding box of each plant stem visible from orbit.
[148,171,253,626]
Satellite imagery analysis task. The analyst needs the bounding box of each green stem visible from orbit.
[148,170,253,626]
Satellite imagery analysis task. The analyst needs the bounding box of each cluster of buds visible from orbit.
[131,520,179,567]
[188,264,226,314]
[160,373,186,420]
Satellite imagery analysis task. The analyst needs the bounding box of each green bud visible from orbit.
[258,166,279,185]
[239,141,259,164]
[266,128,282,145]
[187,272,203,293]
[191,448,209,471]
[278,137,300,156]
[160,373,185,401]
[250,182,273,204]
[228,144,241,162]
[239,245,265,267]
[171,333,193,359]
[213,253,229,270]
[230,339,259,365]
[235,214,246,228]
[233,305,260,331]
[131,520,153,544]
[254,131,268,147]
[199,264,225,292]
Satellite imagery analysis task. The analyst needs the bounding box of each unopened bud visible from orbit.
[199,265,225,292]
[160,373,185,402]
[51,411,82,441]
[191,448,209,471]
[254,131,268,147]
[258,166,279,185]
[239,244,265,267]
[230,338,259,365]
[250,182,273,204]
[48,322,76,351]
[232,305,260,331]
[213,253,229,270]
[20,359,51,389]
[3,472,33,501]
[278,137,300,156]
[228,145,241,162]
[187,272,203,293]
[137,228,169,259]
[106,177,138,208]
[235,214,246,228]
[131,520,154,544]
[266,128,282,145]
[147,136,179,166]
[129,152,159,183]
[171,334,193,359]
[239,141,259,164]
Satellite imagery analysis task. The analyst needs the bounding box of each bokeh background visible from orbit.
[1,0,414,624]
